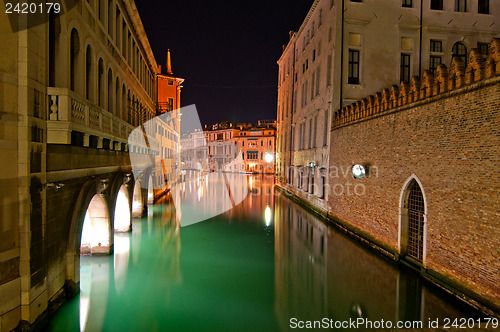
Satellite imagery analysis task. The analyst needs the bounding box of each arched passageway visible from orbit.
[114,184,131,232]
[81,195,111,255]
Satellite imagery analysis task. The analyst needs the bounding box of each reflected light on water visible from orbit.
[113,234,130,294]
[249,176,253,191]
[265,205,272,226]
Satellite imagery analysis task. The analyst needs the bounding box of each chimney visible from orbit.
[166,49,173,75]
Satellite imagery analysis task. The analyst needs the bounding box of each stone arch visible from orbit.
[81,195,111,255]
[65,179,113,295]
[399,175,427,266]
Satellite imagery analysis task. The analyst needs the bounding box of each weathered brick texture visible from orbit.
[329,39,500,311]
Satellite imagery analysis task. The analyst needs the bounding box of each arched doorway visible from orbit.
[81,195,111,255]
[400,178,426,264]
[114,184,131,232]
[131,180,143,217]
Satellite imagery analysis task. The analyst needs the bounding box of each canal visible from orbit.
[45,175,481,331]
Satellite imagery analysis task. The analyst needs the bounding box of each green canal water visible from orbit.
[45,175,482,332]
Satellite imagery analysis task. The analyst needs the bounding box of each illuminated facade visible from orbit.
[233,121,276,174]
[0,0,159,329]
[276,0,500,213]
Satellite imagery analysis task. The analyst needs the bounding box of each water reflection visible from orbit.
[273,194,480,330]
[46,176,482,332]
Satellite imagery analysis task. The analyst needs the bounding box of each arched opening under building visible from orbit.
[114,184,131,232]
[80,195,111,255]
[400,179,426,264]
[131,180,143,218]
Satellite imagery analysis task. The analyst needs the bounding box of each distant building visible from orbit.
[153,51,183,192]
[233,122,276,174]
[204,122,239,171]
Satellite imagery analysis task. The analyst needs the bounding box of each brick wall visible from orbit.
[328,41,500,311]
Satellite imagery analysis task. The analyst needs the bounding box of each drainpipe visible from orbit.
[339,0,345,110]
[419,0,423,77]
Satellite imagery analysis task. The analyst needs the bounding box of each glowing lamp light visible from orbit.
[264,152,274,163]
[264,205,272,226]
[352,164,366,179]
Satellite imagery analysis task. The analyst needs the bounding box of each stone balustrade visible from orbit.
[46,87,134,150]
[333,38,500,128]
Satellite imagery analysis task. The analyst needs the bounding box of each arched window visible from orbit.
[107,68,113,112]
[115,77,120,117]
[85,45,93,100]
[70,29,80,91]
[98,58,104,107]
[452,42,467,64]
[122,84,126,120]
[401,179,426,264]
[107,0,113,37]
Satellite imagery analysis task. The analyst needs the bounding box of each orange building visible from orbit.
[157,50,184,114]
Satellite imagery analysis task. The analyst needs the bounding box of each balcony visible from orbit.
[46,87,134,149]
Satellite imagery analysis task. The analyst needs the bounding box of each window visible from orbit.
[70,29,80,92]
[429,55,442,72]
[323,110,329,146]
[402,0,412,7]
[452,42,467,64]
[351,0,362,2]
[311,72,315,100]
[330,0,334,9]
[326,53,332,86]
[430,0,443,10]
[348,49,360,84]
[455,0,466,11]
[315,66,320,96]
[401,54,411,83]
[430,40,442,52]
[478,42,489,55]
[478,0,489,14]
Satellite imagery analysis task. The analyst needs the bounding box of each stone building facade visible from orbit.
[327,42,500,312]
[233,122,277,174]
[276,0,499,213]
[0,0,159,330]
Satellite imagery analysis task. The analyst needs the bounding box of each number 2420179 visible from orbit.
[5,2,61,14]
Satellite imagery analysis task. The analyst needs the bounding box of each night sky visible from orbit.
[135,0,313,126]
